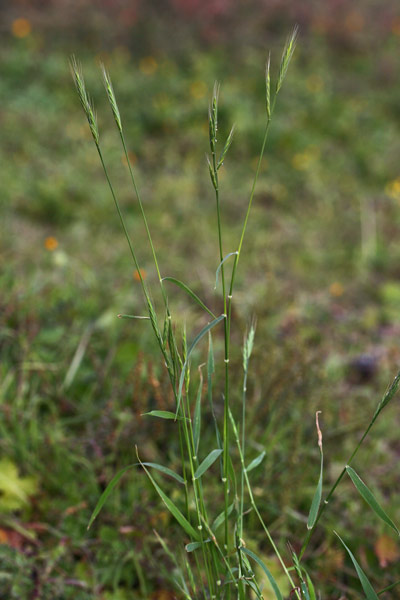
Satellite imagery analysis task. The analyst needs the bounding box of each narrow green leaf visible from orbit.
[304,570,316,600]
[212,502,234,532]
[176,315,225,417]
[194,449,223,479]
[215,252,238,290]
[162,277,216,319]
[185,539,211,552]
[140,461,200,541]
[334,532,379,600]
[240,547,283,600]
[207,332,215,376]
[346,466,399,535]
[117,314,150,320]
[142,410,184,420]
[142,463,185,485]
[246,450,266,473]
[378,579,400,595]
[88,463,137,529]
[307,412,323,530]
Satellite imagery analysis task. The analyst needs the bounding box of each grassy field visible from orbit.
[1,8,400,599]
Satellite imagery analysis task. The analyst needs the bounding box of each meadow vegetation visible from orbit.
[1,4,400,598]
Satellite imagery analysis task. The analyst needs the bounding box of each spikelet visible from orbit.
[217,124,235,170]
[101,64,122,134]
[70,56,99,145]
[208,81,220,155]
[243,321,256,371]
[276,25,298,94]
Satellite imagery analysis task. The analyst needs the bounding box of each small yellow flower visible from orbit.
[385,177,400,201]
[44,236,58,252]
[329,282,344,297]
[133,269,146,282]
[139,56,158,75]
[190,80,207,100]
[12,18,31,38]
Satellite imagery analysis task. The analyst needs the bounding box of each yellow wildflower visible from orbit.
[12,18,31,38]
[44,237,58,251]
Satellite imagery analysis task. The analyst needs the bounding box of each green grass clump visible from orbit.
[71,29,400,599]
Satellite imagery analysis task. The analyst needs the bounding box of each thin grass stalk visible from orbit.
[208,83,231,562]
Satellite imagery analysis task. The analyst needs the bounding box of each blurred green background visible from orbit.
[1,1,400,598]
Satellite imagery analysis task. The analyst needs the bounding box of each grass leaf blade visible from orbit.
[215,252,238,290]
[142,410,184,420]
[162,277,216,318]
[140,459,200,541]
[246,450,266,473]
[240,547,283,600]
[194,449,223,479]
[87,463,137,529]
[334,532,379,600]
[346,466,399,534]
[142,462,185,485]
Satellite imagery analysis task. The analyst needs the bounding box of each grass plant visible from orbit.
[71,29,400,599]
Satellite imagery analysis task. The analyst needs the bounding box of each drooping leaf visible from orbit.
[162,277,216,319]
[240,547,283,600]
[215,252,238,290]
[140,461,200,541]
[346,466,399,535]
[142,463,185,485]
[334,532,379,600]
[194,449,223,479]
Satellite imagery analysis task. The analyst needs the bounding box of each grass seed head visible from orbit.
[70,56,99,145]
[276,25,298,94]
[101,64,122,133]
